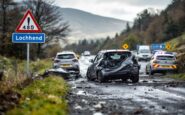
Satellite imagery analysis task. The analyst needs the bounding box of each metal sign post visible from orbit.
[12,10,45,77]
[27,43,30,77]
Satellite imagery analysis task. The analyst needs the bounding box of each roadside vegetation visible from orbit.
[7,76,69,115]
[0,56,52,93]
[0,56,70,115]
[170,74,185,81]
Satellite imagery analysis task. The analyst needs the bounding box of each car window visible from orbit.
[57,54,75,59]
[139,49,150,53]
[157,56,175,60]
[104,52,131,61]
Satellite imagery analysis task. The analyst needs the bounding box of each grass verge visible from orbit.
[170,74,185,80]
[0,56,52,93]
[7,76,69,115]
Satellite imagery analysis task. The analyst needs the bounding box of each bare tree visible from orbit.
[23,0,69,58]
[0,0,24,57]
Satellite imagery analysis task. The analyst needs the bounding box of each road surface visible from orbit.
[68,56,185,115]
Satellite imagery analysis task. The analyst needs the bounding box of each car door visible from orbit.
[132,56,140,74]
[89,53,102,78]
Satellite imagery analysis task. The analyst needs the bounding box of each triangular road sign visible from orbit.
[16,10,42,33]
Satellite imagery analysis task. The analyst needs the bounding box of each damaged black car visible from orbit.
[87,50,140,83]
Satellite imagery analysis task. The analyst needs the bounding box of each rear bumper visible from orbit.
[138,57,150,60]
[63,67,80,75]
[152,67,177,73]
[102,69,139,79]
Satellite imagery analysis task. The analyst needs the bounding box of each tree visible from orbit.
[23,0,69,58]
[115,33,119,38]
[133,9,154,31]
[125,22,131,33]
[122,34,142,50]
[0,0,25,58]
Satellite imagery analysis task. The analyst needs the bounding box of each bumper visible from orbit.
[54,64,80,74]
[152,67,177,73]
[64,68,80,75]
[138,57,150,60]
[102,69,138,79]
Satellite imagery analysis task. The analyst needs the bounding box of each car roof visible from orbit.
[57,51,76,55]
[99,49,131,54]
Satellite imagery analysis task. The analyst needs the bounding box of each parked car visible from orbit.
[83,51,91,56]
[87,50,140,83]
[53,51,80,78]
[146,53,178,75]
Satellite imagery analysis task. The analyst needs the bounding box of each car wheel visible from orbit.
[97,71,105,83]
[149,67,154,76]
[86,71,92,81]
[131,75,139,83]
[146,67,149,75]
[121,78,127,82]
[75,74,81,79]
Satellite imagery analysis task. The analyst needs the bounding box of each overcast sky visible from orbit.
[55,0,172,21]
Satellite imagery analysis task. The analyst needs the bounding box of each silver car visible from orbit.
[53,51,80,77]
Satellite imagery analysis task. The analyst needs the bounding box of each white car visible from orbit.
[53,51,80,77]
[83,51,91,56]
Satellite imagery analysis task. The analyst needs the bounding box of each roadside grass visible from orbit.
[170,73,185,81]
[7,76,69,115]
[167,33,185,51]
[0,56,70,114]
[0,56,52,93]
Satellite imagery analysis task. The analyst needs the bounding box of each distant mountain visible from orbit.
[56,7,131,43]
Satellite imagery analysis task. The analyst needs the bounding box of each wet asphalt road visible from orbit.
[68,56,185,115]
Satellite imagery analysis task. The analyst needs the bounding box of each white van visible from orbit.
[137,45,152,61]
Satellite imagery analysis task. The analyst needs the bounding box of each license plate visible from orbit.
[61,64,70,67]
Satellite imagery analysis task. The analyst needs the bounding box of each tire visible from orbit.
[86,71,92,81]
[146,67,149,75]
[122,78,127,82]
[75,74,81,79]
[97,71,105,83]
[149,67,154,76]
[131,75,139,83]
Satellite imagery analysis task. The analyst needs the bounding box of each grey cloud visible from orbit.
[97,0,172,6]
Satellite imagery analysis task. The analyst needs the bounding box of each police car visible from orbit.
[146,52,178,75]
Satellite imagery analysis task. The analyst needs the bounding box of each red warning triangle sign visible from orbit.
[16,10,42,33]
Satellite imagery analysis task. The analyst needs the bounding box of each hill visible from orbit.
[57,7,131,43]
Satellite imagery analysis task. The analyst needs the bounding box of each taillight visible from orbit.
[54,60,60,63]
[73,59,78,62]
